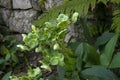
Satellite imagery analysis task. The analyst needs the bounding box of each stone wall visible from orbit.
[0,0,40,33]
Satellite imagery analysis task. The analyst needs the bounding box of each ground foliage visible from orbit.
[1,0,120,80]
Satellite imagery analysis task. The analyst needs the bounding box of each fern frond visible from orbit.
[34,0,97,26]
[111,0,120,4]
[111,9,120,33]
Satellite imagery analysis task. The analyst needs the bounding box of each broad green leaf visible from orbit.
[68,42,80,51]
[11,53,18,63]
[71,71,80,80]
[2,71,12,80]
[95,32,115,48]
[75,43,84,56]
[0,58,5,64]
[0,46,9,54]
[100,34,119,67]
[81,67,118,80]
[57,66,65,80]
[0,71,3,75]
[109,52,120,68]
[84,44,100,66]
[5,53,11,61]
[75,43,84,70]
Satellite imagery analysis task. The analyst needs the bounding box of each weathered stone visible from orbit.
[0,8,11,25]
[13,0,32,9]
[65,24,84,42]
[13,34,23,41]
[45,0,64,10]
[0,0,12,8]
[30,0,41,11]
[8,9,37,33]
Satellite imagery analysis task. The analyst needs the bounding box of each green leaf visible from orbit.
[1,46,9,54]
[95,32,115,48]
[9,76,19,80]
[57,66,65,80]
[2,71,12,80]
[40,61,51,71]
[0,71,3,75]
[75,43,84,70]
[28,67,41,78]
[81,67,118,80]
[85,44,100,66]
[50,57,59,65]
[5,53,11,61]
[109,52,120,68]
[11,53,18,63]
[57,14,70,28]
[35,47,42,53]
[75,43,84,56]
[53,43,60,50]
[17,44,29,51]
[71,71,80,80]
[100,34,119,67]
[0,58,5,64]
